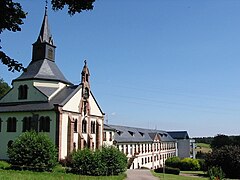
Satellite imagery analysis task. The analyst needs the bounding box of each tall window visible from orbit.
[109,132,112,141]
[18,85,28,99]
[82,119,87,133]
[39,116,50,132]
[7,117,17,132]
[91,121,95,134]
[74,119,77,132]
[103,132,106,141]
[22,116,32,132]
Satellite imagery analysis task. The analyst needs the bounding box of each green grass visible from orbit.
[152,171,208,180]
[196,143,212,153]
[0,169,126,180]
[197,143,211,148]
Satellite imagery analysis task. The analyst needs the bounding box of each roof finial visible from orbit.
[84,60,87,66]
[45,0,48,15]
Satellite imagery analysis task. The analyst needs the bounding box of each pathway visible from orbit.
[126,169,159,180]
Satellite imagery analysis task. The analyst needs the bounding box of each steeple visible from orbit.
[32,3,56,62]
[81,60,90,86]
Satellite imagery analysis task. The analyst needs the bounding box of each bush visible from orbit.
[208,166,225,180]
[180,158,200,171]
[198,159,207,171]
[71,146,127,176]
[165,156,181,169]
[52,164,66,173]
[154,166,180,175]
[0,161,11,169]
[7,131,57,171]
[205,145,240,179]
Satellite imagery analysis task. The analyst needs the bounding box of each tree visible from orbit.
[0,78,10,98]
[211,134,231,149]
[0,0,95,72]
[7,131,57,171]
[205,145,240,179]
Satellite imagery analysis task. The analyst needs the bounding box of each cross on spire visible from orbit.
[45,0,48,15]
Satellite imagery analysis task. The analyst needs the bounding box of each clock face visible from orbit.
[83,88,89,99]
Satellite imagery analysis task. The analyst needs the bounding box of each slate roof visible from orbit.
[167,131,189,140]
[103,124,115,131]
[14,59,72,85]
[107,124,175,143]
[0,85,80,112]
[35,86,58,97]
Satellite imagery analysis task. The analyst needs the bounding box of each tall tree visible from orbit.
[0,78,10,98]
[0,0,95,72]
[211,134,231,149]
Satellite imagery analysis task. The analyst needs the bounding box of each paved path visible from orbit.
[126,169,159,180]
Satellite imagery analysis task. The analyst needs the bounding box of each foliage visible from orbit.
[0,161,11,169]
[0,0,95,72]
[7,131,57,171]
[71,146,127,176]
[154,166,180,175]
[165,156,181,169]
[166,157,200,171]
[52,164,66,173]
[197,159,207,171]
[211,134,231,149]
[0,169,126,180]
[205,145,240,179]
[51,0,95,15]
[0,78,10,98]
[207,166,224,180]
[194,137,213,144]
[180,158,200,171]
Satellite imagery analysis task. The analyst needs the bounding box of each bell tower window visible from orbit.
[18,85,28,100]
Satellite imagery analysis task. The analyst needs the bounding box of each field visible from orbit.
[196,143,212,153]
[0,169,126,180]
[152,171,208,180]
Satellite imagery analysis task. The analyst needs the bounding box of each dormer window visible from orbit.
[117,130,123,136]
[18,85,28,99]
[139,131,144,137]
[128,131,134,136]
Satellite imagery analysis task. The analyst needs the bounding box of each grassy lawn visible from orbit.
[152,171,208,180]
[0,169,126,180]
[196,143,212,153]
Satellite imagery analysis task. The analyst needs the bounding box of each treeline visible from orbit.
[194,134,240,147]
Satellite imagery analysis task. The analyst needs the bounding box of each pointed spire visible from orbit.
[81,60,90,84]
[36,1,54,45]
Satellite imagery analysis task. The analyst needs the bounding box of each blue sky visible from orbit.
[1,0,240,137]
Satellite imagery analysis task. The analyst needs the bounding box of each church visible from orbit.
[0,8,104,160]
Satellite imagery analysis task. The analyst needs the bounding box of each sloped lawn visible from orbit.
[0,169,126,180]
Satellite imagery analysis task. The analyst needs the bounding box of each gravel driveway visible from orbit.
[126,169,159,180]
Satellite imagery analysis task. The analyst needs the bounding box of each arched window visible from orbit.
[82,119,87,133]
[7,117,17,132]
[22,116,32,132]
[39,116,50,132]
[90,121,95,134]
[18,85,28,99]
[74,119,77,132]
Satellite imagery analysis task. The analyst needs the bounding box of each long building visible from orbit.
[104,124,177,169]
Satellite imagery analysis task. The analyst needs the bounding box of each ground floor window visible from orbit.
[7,117,17,132]
[39,116,50,132]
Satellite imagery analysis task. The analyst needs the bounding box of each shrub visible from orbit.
[198,159,207,171]
[180,158,200,171]
[52,164,66,173]
[71,148,94,175]
[0,161,11,169]
[101,146,127,175]
[208,166,225,180]
[7,131,57,171]
[154,166,180,175]
[165,156,181,169]
[205,145,240,179]
[70,146,127,176]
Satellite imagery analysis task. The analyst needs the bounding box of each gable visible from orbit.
[0,80,48,103]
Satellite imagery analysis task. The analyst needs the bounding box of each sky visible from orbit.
[1,0,240,137]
